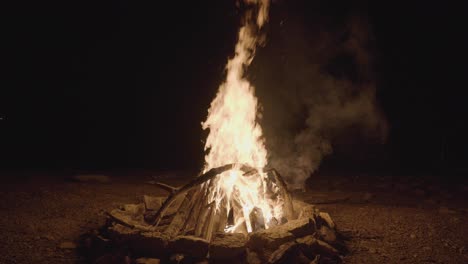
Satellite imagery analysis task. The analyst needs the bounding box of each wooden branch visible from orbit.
[231,194,248,235]
[216,201,228,233]
[106,211,160,232]
[181,186,204,232]
[164,189,197,238]
[194,199,211,237]
[151,163,253,226]
[201,202,217,241]
[270,169,295,220]
[151,181,178,194]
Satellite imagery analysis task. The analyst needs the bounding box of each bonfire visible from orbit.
[95,1,344,263]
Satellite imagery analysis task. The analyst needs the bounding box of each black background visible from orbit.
[3,0,468,176]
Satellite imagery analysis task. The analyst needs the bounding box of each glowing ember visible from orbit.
[202,0,284,233]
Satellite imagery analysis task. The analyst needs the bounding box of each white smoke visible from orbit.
[252,9,388,189]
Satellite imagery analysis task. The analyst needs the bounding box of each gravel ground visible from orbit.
[0,171,466,263]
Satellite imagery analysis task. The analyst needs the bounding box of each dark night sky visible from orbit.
[3,0,468,174]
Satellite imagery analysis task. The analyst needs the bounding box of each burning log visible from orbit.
[151,181,177,194]
[91,0,348,259]
[194,200,212,237]
[100,183,345,263]
[249,207,266,232]
[164,190,197,238]
[115,163,304,246]
[268,169,295,221]
[201,202,217,241]
[215,199,229,233]
[151,163,254,226]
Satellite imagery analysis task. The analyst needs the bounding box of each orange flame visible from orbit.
[202,0,283,233]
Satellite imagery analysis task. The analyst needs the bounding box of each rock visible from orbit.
[248,227,295,251]
[296,235,339,259]
[317,212,336,229]
[310,255,320,264]
[296,235,317,247]
[71,174,111,183]
[296,251,312,264]
[248,214,315,251]
[267,241,301,264]
[108,224,168,256]
[313,239,340,258]
[108,224,140,242]
[58,241,77,249]
[81,234,110,259]
[168,235,210,258]
[282,217,315,238]
[169,254,185,263]
[109,210,146,229]
[135,258,161,264]
[246,248,262,264]
[210,233,247,259]
[318,225,337,244]
[134,232,169,256]
[143,195,164,211]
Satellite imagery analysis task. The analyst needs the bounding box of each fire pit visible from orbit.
[85,164,345,263]
[84,1,346,263]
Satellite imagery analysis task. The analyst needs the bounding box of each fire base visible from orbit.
[81,198,345,264]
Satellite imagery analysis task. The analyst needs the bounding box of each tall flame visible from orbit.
[202,0,282,233]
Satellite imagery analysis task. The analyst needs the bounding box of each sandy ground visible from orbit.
[0,170,467,263]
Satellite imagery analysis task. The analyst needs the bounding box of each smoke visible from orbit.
[251,2,388,189]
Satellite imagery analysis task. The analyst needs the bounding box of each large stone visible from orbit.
[246,249,262,264]
[313,239,340,259]
[296,235,317,246]
[280,217,315,238]
[108,223,140,243]
[267,241,301,264]
[108,224,168,256]
[317,212,335,229]
[209,233,247,259]
[296,235,339,259]
[248,215,314,251]
[133,232,169,257]
[318,225,337,244]
[248,227,295,251]
[168,235,210,258]
[109,209,146,228]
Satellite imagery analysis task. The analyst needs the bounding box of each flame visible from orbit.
[202,0,283,233]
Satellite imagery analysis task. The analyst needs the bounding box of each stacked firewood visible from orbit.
[143,164,295,241]
[99,164,345,263]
